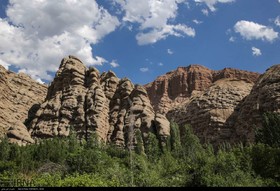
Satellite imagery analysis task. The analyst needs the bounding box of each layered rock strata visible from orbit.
[0,65,47,145]
[145,65,260,115]
[29,56,170,148]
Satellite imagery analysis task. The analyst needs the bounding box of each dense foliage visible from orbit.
[0,113,280,187]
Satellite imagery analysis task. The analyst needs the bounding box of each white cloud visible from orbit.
[252,47,262,56]
[0,59,10,70]
[275,16,280,27]
[136,24,195,45]
[110,60,120,68]
[115,0,195,45]
[167,49,174,55]
[36,78,45,84]
[158,62,163,66]
[193,19,203,24]
[195,0,235,12]
[201,9,209,16]
[0,0,120,81]
[92,56,108,66]
[140,67,149,72]
[229,36,235,42]
[234,20,278,42]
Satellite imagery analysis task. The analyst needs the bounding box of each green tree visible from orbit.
[145,132,161,162]
[256,112,280,147]
[0,137,10,161]
[170,122,182,156]
[135,129,144,155]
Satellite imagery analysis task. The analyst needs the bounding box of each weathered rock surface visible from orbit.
[232,64,280,144]
[0,65,47,145]
[29,56,170,148]
[30,56,87,138]
[3,54,277,148]
[145,65,260,115]
[167,78,254,146]
[154,113,170,147]
[145,65,260,146]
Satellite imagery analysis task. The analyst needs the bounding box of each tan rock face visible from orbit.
[29,56,170,149]
[0,65,47,145]
[167,78,254,146]
[232,64,280,144]
[155,113,170,147]
[30,56,87,138]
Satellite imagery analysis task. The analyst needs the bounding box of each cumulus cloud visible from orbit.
[92,56,108,66]
[0,58,10,70]
[252,47,262,56]
[136,24,195,45]
[195,0,235,12]
[167,49,174,55]
[140,67,149,72]
[234,20,278,42]
[201,9,209,16]
[115,0,195,45]
[193,19,203,24]
[36,78,45,84]
[110,60,120,68]
[229,36,235,42]
[0,0,119,81]
[275,16,280,27]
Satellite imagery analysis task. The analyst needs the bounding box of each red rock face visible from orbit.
[145,65,260,147]
[145,65,260,115]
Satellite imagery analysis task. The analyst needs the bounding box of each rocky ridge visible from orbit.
[2,54,280,148]
[145,65,261,146]
[28,55,170,149]
[145,65,259,115]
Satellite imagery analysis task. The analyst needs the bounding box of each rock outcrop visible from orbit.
[167,78,254,146]
[232,64,280,144]
[145,65,260,146]
[0,65,47,145]
[29,55,170,149]
[3,54,278,148]
[145,65,260,115]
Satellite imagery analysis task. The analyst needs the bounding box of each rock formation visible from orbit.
[145,65,260,115]
[167,78,254,146]
[29,55,170,149]
[3,54,279,148]
[0,65,47,145]
[232,64,280,144]
[145,65,260,146]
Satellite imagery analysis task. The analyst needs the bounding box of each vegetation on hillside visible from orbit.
[0,112,280,187]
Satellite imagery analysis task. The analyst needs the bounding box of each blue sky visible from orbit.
[0,0,279,85]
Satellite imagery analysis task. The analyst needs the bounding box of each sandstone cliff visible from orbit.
[167,78,254,146]
[29,55,170,149]
[3,55,279,148]
[145,65,260,114]
[146,65,260,146]
[232,64,280,144]
[0,65,47,145]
